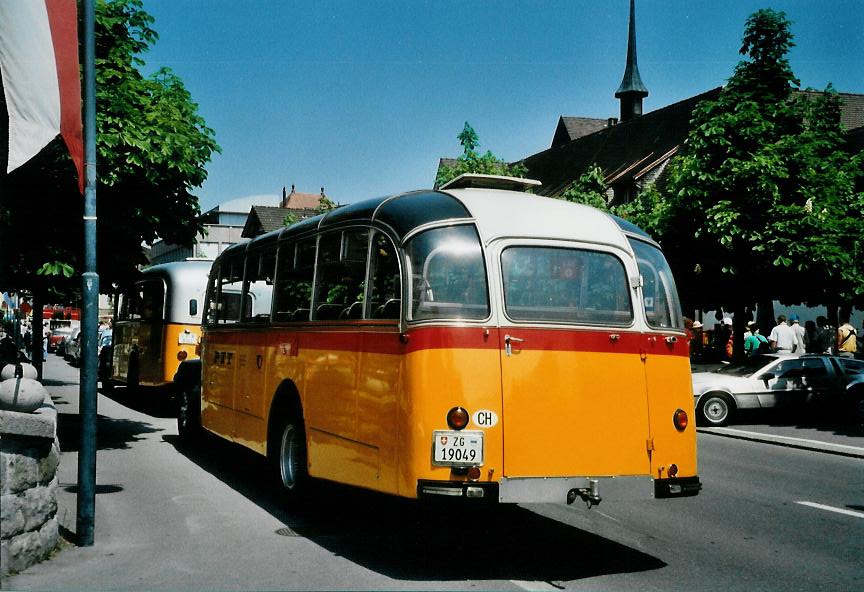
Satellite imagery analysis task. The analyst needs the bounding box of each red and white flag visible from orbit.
[0,0,84,192]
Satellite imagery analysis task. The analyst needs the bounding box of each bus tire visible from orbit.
[697,392,735,427]
[177,385,202,443]
[272,414,308,500]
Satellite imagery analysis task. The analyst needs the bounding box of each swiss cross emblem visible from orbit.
[440,436,448,445]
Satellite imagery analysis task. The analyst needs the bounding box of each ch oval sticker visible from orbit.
[472,409,498,428]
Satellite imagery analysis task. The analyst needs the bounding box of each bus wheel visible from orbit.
[697,392,735,427]
[177,385,201,443]
[275,416,308,498]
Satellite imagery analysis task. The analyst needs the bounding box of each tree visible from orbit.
[0,0,219,296]
[435,122,527,187]
[558,164,609,210]
[658,9,863,356]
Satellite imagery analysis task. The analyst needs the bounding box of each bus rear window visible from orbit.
[501,246,632,325]
[405,225,489,322]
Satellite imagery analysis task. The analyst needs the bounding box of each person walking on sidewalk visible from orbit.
[836,316,857,358]
[769,315,797,354]
[790,315,806,354]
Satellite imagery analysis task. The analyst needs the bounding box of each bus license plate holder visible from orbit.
[432,430,483,466]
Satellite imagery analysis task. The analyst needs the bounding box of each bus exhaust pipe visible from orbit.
[567,479,602,508]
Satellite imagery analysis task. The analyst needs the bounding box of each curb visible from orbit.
[697,427,864,459]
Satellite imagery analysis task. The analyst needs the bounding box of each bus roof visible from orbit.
[228,187,655,259]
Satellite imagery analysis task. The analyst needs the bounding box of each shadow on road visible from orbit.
[731,406,864,438]
[100,385,177,419]
[165,433,666,583]
[57,411,164,452]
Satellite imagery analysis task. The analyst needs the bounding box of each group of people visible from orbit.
[766,314,858,357]
[688,313,861,361]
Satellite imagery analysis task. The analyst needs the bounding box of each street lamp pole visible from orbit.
[76,0,98,547]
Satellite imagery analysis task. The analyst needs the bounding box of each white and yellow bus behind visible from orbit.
[110,261,211,389]
[176,175,700,504]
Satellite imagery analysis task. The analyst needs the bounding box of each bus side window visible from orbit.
[368,231,400,320]
[313,230,369,321]
[216,256,244,324]
[242,249,275,322]
[273,240,315,322]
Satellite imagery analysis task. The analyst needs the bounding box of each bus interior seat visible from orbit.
[339,301,364,320]
[373,299,400,319]
[291,308,310,321]
[315,304,343,320]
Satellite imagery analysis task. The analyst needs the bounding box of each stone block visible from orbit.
[0,492,26,538]
[0,518,59,577]
[22,477,58,533]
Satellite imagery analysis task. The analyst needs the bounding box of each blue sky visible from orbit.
[140,0,863,212]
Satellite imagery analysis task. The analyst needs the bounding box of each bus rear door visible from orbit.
[494,242,651,493]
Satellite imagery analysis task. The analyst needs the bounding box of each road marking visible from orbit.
[796,501,864,519]
[511,580,563,591]
[700,427,864,458]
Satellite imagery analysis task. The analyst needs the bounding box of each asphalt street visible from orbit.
[3,354,863,591]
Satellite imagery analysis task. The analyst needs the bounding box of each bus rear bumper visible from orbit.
[654,476,702,498]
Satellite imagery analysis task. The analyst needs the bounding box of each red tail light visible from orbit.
[668,463,679,477]
[673,409,688,431]
[177,350,188,361]
[447,407,469,430]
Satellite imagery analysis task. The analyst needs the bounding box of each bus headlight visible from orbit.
[447,407,469,430]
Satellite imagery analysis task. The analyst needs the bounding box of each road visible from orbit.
[4,354,863,591]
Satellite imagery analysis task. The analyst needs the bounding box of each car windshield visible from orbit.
[714,354,778,377]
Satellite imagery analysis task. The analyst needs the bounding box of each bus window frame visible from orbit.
[402,221,492,325]
[493,238,637,329]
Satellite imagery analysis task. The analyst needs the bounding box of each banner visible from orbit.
[0,0,84,192]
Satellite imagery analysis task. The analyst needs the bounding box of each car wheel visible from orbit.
[273,415,308,499]
[850,388,864,423]
[697,392,735,427]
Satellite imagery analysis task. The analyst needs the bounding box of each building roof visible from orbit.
[523,87,864,200]
[523,87,723,197]
[551,117,610,148]
[284,191,323,210]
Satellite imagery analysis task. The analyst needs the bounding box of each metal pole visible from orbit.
[76,0,98,547]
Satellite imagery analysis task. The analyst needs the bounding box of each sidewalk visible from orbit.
[698,420,864,458]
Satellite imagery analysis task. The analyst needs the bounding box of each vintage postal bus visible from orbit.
[176,175,701,504]
[110,261,212,390]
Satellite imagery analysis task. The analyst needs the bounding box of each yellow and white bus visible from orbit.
[176,175,700,504]
[110,261,212,390]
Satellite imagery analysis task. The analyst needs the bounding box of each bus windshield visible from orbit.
[405,224,489,321]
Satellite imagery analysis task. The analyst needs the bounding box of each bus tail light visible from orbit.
[447,407,469,430]
[673,409,688,431]
[668,463,679,477]
[467,466,481,481]
[177,350,188,361]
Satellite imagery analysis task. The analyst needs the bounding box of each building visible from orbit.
[148,186,330,265]
[241,185,329,238]
[437,0,864,206]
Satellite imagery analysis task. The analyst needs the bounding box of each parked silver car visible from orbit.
[692,354,864,426]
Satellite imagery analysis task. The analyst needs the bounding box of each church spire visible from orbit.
[614,0,649,122]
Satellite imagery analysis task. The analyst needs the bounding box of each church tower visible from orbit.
[614,0,649,122]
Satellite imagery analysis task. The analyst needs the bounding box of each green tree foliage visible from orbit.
[558,164,609,210]
[662,9,863,320]
[0,0,219,294]
[435,122,527,187]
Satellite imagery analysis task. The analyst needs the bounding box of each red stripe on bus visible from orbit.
[204,325,689,357]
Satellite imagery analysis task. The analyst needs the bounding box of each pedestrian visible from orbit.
[804,320,819,353]
[769,315,796,354]
[789,315,806,354]
[814,316,833,354]
[744,321,769,356]
[722,317,734,360]
[836,315,857,358]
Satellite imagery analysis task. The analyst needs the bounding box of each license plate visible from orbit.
[432,430,483,466]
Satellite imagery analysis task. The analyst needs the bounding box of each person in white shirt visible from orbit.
[768,315,797,353]
[789,315,806,353]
